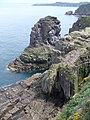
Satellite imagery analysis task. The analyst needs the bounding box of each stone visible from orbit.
[30,16,61,46]
[65,11,73,15]
[8,44,61,72]
[6,16,90,120]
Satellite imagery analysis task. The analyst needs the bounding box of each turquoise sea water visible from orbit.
[0,3,78,87]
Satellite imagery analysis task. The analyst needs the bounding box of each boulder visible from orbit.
[65,11,73,15]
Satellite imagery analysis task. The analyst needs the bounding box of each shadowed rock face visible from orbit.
[0,74,61,120]
[30,16,61,46]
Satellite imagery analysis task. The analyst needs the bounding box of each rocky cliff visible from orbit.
[74,3,90,16]
[8,16,61,72]
[69,16,90,33]
[30,16,61,46]
[6,16,90,120]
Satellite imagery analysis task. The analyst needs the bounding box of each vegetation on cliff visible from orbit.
[69,16,90,33]
[74,3,90,15]
[7,16,90,120]
[53,80,90,120]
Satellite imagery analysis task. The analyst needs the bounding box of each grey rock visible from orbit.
[30,16,61,46]
[65,11,73,15]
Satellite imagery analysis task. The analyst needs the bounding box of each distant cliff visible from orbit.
[74,3,90,15]
[33,2,89,7]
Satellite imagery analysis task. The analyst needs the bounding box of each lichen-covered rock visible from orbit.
[8,16,61,72]
[8,44,61,72]
[69,16,90,33]
[41,47,90,100]
[30,16,61,46]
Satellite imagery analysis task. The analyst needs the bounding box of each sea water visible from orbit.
[0,3,78,87]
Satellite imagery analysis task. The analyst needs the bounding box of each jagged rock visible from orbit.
[65,11,73,15]
[30,16,61,46]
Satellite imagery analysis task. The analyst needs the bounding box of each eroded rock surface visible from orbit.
[7,16,90,120]
[8,44,61,72]
[69,16,90,33]
[0,75,60,120]
[30,16,61,46]
[8,16,61,72]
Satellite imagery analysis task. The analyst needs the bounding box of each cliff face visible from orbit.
[69,16,90,33]
[6,16,90,120]
[74,3,90,15]
[8,16,61,72]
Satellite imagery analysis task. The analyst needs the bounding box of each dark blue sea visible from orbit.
[0,3,78,87]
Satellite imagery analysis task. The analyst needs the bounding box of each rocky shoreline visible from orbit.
[1,16,90,120]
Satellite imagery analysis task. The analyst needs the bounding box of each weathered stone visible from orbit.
[9,106,19,115]
[5,15,90,120]
[30,16,61,46]
[69,16,90,33]
[8,44,61,72]
[40,47,90,101]
[3,113,12,120]
[65,11,73,15]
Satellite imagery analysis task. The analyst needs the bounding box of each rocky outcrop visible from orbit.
[7,16,90,119]
[65,11,73,15]
[41,46,90,99]
[8,16,61,72]
[74,3,90,16]
[30,16,61,46]
[8,44,61,72]
[69,16,90,33]
[0,74,61,120]
[54,80,90,120]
